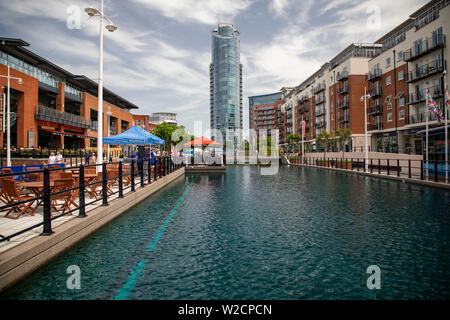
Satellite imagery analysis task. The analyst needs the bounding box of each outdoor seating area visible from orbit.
[0,156,181,253]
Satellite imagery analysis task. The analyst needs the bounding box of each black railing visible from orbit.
[0,157,184,243]
[288,156,448,184]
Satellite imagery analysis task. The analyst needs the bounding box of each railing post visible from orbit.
[370,159,373,173]
[397,159,400,177]
[78,164,86,217]
[408,159,411,179]
[434,160,438,182]
[154,159,157,181]
[378,159,381,174]
[139,159,144,188]
[357,158,359,172]
[131,160,135,192]
[118,161,123,198]
[148,157,152,184]
[387,159,390,176]
[363,158,366,172]
[41,168,53,235]
[102,162,108,206]
[159,157,162,178]
[421,160,424,180]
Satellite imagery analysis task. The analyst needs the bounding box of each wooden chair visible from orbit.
[51,178,76,215]
[1,179,37,219]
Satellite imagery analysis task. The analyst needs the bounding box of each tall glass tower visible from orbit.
[210,23,243,142]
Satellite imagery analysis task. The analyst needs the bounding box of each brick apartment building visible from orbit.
[261,0,449,157]
[368,0,449,158]
[0,38,150,150]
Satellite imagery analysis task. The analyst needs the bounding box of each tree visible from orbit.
[286,134,301,153]
[152,122,189,155]
[335,128,352,158]
[316,130,333,158]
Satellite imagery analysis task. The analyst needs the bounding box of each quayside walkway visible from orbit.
[0,158,185,291]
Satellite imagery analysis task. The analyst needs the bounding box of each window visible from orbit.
[331,88,333,95]
[387,112,393,122]
[397,51,403,61]
[399,110,405,120]
[399,97,405,107]
[386,95,392,110]
[386,76,391,86]
[398,70,404,81]
[386,57,391,67]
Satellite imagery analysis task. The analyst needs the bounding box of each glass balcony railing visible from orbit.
[408,85,442,105]
[35,105,92,129]
[368,68,382,81]
[403,34,445,62]
[407,59,444,83]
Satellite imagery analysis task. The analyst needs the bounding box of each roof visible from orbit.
[0,37,138,110]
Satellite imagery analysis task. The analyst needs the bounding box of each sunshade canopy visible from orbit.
[103,126,165,145]
[184,136,221,147]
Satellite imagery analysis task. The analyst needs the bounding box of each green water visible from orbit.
[1,166,450,299]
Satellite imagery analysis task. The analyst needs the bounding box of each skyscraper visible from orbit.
[210,23,243,143]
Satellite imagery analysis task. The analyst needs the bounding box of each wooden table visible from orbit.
[18,181,56,208]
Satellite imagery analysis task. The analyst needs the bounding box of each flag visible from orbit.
[445,87,450,108]
[426,92,444,123]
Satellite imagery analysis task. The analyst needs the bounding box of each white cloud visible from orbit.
[269,0,289,16]
[130,0,253,24]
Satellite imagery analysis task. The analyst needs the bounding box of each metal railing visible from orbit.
[287,156,448,184]
[403,34,445,62]
[406,59,444,83]
[35,105,92,129]
[0,157,184,243]
[368,68,382,81]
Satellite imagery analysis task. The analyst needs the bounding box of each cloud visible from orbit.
[269,0,289,16]
[130,0,253,24]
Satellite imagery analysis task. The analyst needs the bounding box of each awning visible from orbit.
[39,128,93,139]
[184,136,221,147]
[103,126,165,145]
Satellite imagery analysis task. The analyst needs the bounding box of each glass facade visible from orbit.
[210,24,242,141]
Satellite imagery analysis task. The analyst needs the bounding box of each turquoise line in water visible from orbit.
[114,175,198,300]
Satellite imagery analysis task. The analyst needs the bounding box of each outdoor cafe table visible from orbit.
[18,181,56,208]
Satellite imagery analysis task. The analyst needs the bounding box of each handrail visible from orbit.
[0,156,185,243]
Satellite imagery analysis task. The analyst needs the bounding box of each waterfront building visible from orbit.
[0,38,143,150]
[368,0,450,159]
[248,92,283,135]
[148,112,177,126]
[132,114,157,132]
[210,23,243,143]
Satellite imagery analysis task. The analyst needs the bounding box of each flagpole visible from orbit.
[426,89,429,180]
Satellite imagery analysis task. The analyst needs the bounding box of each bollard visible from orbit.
[78,164,86,217]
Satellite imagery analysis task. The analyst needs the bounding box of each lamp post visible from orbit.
[0,66,23,167]
[107,108,111,162]
[361,87,371,171]
[85,1,117,171]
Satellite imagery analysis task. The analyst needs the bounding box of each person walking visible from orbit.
[48,152,56,164]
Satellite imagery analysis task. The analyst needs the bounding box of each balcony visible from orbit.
[408,84,442,105]
[337,100,349,109]
[368,68,382,81]
[406,59,444,83]
[337,71,348,81]
[368,105,383,115]
[313,82,326,94]
[369,87,382,97]
[315,121,327,128]
[406,111,439,125]
[403,34,445,62]
[315,94,326,105]
[35,105,92,129]
[337,85,349,95]
[298,95,308,104]
[338,113,349,123]
[368,123,383,131]
[315,107,326,117]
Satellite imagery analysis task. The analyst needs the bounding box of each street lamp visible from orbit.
[0,66,23,167]
[107,108,112,162]
[85,0,117,171]
[360,87,371,171]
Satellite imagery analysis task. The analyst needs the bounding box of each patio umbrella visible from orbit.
[183,136,221,147]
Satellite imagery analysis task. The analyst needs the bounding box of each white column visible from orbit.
[97,0,104,170]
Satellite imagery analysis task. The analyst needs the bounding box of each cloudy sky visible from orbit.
[0,0,427,134]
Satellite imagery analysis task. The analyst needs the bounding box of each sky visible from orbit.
[0,0,428,135]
